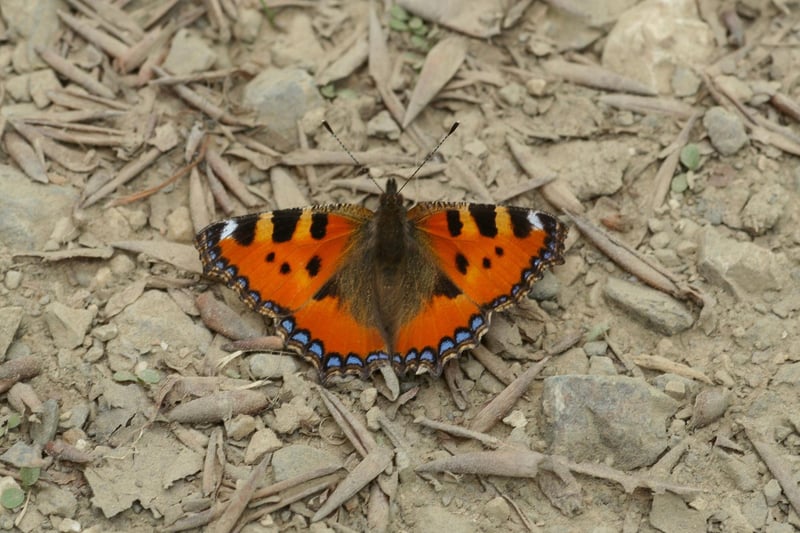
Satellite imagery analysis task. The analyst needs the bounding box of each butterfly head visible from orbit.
[379,178,404,209]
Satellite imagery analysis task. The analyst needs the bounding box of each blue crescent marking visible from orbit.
[455,330,472,344]
[420,348,435,362]
[346,354,364,367]
[308,341,324,359]
[439,338,455,353]
[326,355,342,368]
[393,354,403,364]
[280,318,294,332]
[291,331,310,345]
[470,315,485,331]
[404,350,418,363]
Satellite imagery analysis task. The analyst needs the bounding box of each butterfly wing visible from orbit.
[195,206,388,380]
[393,203,567,375]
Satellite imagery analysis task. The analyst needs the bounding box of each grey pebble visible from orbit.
[542,375,679,470]
[604,277,694,336]
[703,106,748,155]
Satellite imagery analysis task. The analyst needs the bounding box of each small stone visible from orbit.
[233,8,262,43]
[529,270,560,300]
[715,75,753,103]
[91,267,113,289]
[498,83,525,106]
[271,444,339,482]
[270,396,319,434]
[649,231,671,249]
[484,496,511,522]
[463,139,488,158]
[36,484,78,518]
[664,379,687,400]
[30,399,59,446]
[91,323,118,342]
[365,406,381,431]
[525,78,548,96]
[244,428,283,464]
[588,356,616,376]
[741,492,768,530]
[546,347,589,376]
[502,410,527,428]
[162,29,217,75]
[773,362,800,385]
[4,270,22,290]
[649,493,707,533]
[166,206,193,242]
[703,106,748,155]
[226,415,258,440]
[0,306,23,358]
[109,254,135,276]
[61,404,90,430]
[366,110,400,140]
[675,240,697,257]
[242,68,324,142]
[44,302,96,349]
[763,479,782,506]
[671,66,701,96]
[653,248,681,268]
[583,341,608,357]
[741,184,786,236]
[57,518,81,532]
[604,277,694,336]
[249,353,299,379]
[0,441,43,468]
[697,226,786,296]
[359,388,378,410]
[542,375,679,470]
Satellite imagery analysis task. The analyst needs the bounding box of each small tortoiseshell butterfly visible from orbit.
[195,128,567,383]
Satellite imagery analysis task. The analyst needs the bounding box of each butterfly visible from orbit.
[195,167,567,384]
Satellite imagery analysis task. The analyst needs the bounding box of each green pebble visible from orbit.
[671,173,689,193]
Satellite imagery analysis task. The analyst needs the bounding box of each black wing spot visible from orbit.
[482,257,491,269]
[231,217,257,246]
[266,252,275,263]
[310,212,328,240]
[433,273,461,298]
[306,255,321,277]
[509,209,532,238]
[495,246,504,257]
[271,210,301,242]
[469,205,498,237]
[455,253,469,275]
[446,210,462,237]
[280,262,291,274]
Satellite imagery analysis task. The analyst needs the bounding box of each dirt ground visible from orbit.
[1,0,799,532]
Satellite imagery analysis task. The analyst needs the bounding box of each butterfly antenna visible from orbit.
[321,120,381,190]
[397,122,460,194]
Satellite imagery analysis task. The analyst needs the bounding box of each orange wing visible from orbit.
[195,206,388,381]
[392,204,567,375]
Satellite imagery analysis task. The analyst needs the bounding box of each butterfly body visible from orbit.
[195,178,567,383]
